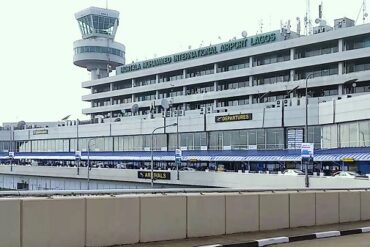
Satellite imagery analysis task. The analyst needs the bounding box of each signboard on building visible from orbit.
[301,143,314,158]
[33,129,48,135]
[118,32,279,74]
[215,113,252,123]
[138,171,171,180]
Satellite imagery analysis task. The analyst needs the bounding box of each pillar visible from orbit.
[290,48,295,60]
[338,62,343,75]
[290,69,295,82]
[338,39,343,52]
[249,76,253,87]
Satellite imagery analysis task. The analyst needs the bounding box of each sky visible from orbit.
[0,0,367,123]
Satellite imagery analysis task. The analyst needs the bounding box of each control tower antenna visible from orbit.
[356,0,368,24]
[305,0,312,35]
[73,7,126,80]
[106,0,108,9]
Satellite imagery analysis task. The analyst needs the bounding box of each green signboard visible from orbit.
[119,32,279,74]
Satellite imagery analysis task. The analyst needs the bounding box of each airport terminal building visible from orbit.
[1,7,370,173]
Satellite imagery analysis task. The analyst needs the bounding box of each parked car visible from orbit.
[282,169,305,176]
[180,167,196,171]
[332,171,367,178]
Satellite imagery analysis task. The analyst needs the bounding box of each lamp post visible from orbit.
[87,138,95,190]
[76,119,80,175]
[304,73,315,188]
[151,123,177,187]
[176,108,180,180]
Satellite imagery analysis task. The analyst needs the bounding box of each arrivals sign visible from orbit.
[118,32,278,74]
[215,113,252,123]
[301,143,314,158]
[137,171,171,180]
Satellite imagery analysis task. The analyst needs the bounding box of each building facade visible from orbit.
[1,8,370,173]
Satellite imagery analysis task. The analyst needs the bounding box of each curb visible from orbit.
[196,226,370,247]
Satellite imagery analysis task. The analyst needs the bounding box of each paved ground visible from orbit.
[279,232,370,246]
[123,221,370,247]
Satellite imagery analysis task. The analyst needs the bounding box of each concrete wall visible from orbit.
[2,165,370,189]
[1,190,370,246]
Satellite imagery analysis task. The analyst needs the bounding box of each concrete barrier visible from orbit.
[361,191,370,220]
[140,194,186,242]
[0,199,20,247]
[187,193,226,238]
[289,192,316,228]
[260,193,289,231]
[316,192,339,225]
[225,193,259,234]
[86,195,139,246]
[22,197,85,247]
[339,191,361,223]
[1,190,370,246]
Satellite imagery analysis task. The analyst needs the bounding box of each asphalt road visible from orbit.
[278,232,370,246]
[124,221,370,247]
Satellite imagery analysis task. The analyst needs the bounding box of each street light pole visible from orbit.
[151,123,177,187]
[87,138,95,190]
[76,119,80,175]
[304,73,314,188]
[176,109,180,180]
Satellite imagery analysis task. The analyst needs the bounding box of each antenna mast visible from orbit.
[106,0,109,9]
[356,0,369,24]
[305,0,312,35]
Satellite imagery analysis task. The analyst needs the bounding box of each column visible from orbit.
[183,69,186,79]
[290,69,295,81]
[290,48,295,60]
[110,83,113,91]
[214,81,218,91]
[132,79,135,87]
[249,76,253,87]
[214,63,218,74]
[338,84,343,96]
[338,39,343,52]
[156,74,159,83]
[249,95,253,104]
[338,62,343,75]
[132,94,135,102]
[155,90,159,99]
[214,99,217,108]
[183,86,187,95]
[249,56,253,67]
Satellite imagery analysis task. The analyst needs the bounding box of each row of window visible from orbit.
[322,120,370,149]
[74,46,124,58]
[78,15,116,37]
[13,127,320,153]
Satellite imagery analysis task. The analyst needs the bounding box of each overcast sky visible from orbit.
[0,0,367,123]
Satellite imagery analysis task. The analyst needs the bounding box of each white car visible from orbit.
[333,171,361,178]
[282,169,305,176]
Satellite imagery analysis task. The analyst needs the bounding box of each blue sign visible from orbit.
[301,143,314,158]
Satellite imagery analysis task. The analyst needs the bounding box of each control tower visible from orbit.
[73,7,125,80]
